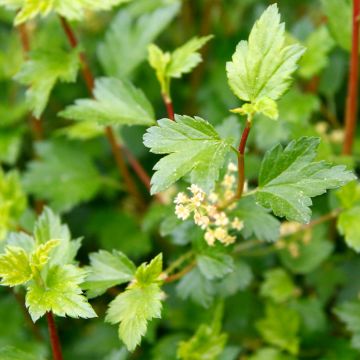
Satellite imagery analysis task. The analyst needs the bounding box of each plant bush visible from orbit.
[0,0,359,359]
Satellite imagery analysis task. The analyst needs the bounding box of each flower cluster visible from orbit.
[174,163,244,246]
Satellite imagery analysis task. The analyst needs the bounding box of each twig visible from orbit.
[46,312,63,360]
[343,0,360,155]
[162,93,175,120]
[164,261,196,283]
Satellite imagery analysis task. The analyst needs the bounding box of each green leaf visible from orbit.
[298,25,334,79]
[98,4,179,78]
[26,264,97,322]
[148,35,212,95]
[143,115,233,194]
[105,254,164,351]
[256,137,355,223]
[30,239,60,271]
[176,268,215,308]
[15,48,79,118]
[0,346,45,360]
[60,77,155,127]
[260,268,296,303]
[83,250,136,298]
[321,0,352,51]
[336,181,360,209]
[23,141,102,212]
[177,303,227,360]
[197,248,234,280]
[226,4,305,118]
[249,348,296,360]
[0,169,27,240]
[3,0,131,25]
[334,301,360,351]
[337,207,360,252]
[0,245,32,286]
[235,196,280,242]
[256,303,300,355]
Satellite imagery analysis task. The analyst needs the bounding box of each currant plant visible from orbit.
[0,1,359,359]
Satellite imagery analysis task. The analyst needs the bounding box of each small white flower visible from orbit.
[222,175,236,188]
[223,235,236,245]
[175,204,190,220]
[188,184,203,195]
[227,162,237,172]
[204,229,216,246]
[208,192,218,203]
[231,217,244,231]
[174,192,188,204]
[214,227,228,241]
[280,222,301,236]
[215,212,229,226]
[315,122,328,135]
[224,190,235,201]
[330,129,344,143]
[205,205,218,218]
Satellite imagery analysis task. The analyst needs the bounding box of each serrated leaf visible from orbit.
[298,25,334,79]
[260,268,296,303]
[226,4,305,118]
[0,245,32,286]
[256,303,300,355]
[148,35,212,95]
[83,250,136,298]
[235,196,280,242]
[2,0,131,25]
[336,181,360,209]
[334,301,360,351]
[143,115,233,194]
[337,207,360,252]
[26,264,97,322]
[105,254,164,351]
[15,48,79,118]
[176,268,215,308]
[60,77,155,127]
[0,169,27,240]
[30,239,60,271]
[177,303,227,360]
[98,4,179,78]
[256,137,355,223]
[321,0,352,51]
[197,249,234,280]
[23,141,102,212]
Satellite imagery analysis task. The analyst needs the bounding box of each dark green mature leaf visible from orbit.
[143,115,233,194]
[256,137,355,223]
[83,250,136,298]
[106,254,163,351]
[98,4,179,78]
[60,77,155,127]
[15,48,79,118]
[235,196,280,242]
[256,303,300,355]
[23,141,102,212]
[321,0,352,51]
[226,4,305,118]
[26,264,97,322]
[334,301,360,351]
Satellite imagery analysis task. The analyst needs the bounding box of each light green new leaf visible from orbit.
[1,0,131,25]
[33,207,81,266]
[26,264,97,322]
[337,207,360,252]
[226,4,305,118]
[15,48,79,118]
[249,348,296,360]
[98,4,179,78]
[0,169,27,241]
[321,0,352,51]
[298,25,334,79]
[334,301,360,351]
[256,137,355,223]
[0,245,32,286]
[30,239,60,271]
[143,115,233,194]
[336,181,360,210]
[0,346,45,360]
[260,268,296,303]
[83,250,136,298]
[148,35,212,95]
[23,141,102,212]
[256,303,300,355]
[106,254,164,351]
[177,303,227,360]
[60,77,155,127]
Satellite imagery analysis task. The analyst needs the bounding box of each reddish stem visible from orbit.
[164,262,195,283]
[162,94,175,120]
[235,119,252,199]
[58,16,152,205]
[343,0,360,155]
[46,312,63,360]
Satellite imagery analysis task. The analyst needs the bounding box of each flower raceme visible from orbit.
[174,164,245,246]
